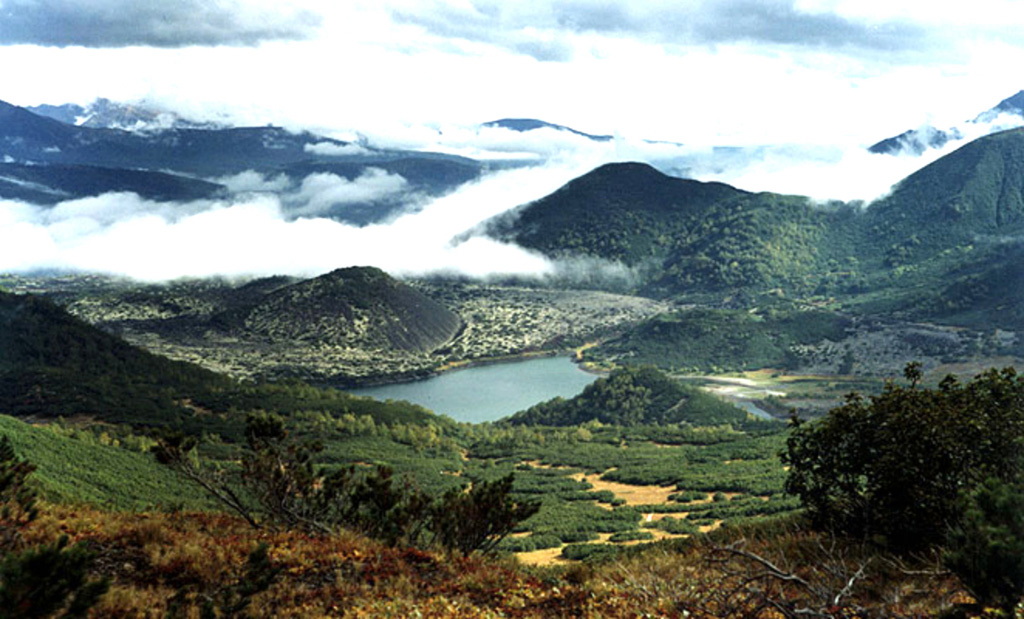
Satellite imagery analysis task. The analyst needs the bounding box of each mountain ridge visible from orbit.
[483,118,614,141]
[869,89,1024,156]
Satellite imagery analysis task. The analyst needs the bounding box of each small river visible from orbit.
[349,356,599,424]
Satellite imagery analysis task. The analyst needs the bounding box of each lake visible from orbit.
[349,356,599,423]
[731,399,775,421]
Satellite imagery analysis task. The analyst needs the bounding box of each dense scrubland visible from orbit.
[3,361,1020,616]
[6,127,1024,616]
[3,284,1024,616]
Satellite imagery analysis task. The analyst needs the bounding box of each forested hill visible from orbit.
[487,162,746,266]
[0,290,230,425]
[485,161,845,295]
[864,127,1024,265]
[482,128,1024,331]
[214,266,464,354]
[505,365,750,427]
[846,128,1024,331]
[0,290,446,433]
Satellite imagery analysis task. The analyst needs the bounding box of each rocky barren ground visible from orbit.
[6,275,671,384]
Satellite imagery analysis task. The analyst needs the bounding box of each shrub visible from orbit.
[0,436,108,617]
[0,536,109,618]
[784,365,1024,550]
[0,435,37,527]
[944,476,1024,615]
[159,414,538,555]
[498,533,562,553]
[561,543,621,561]
[429,474,540,556]
[650,517,700,535]
[608,530,654,543]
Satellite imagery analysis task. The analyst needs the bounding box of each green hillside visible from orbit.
[0,290,447,436]
[589,308,853,373]
[843,128,1024,329]
[486,162,849,295]
[864,127,1024,267]
[0,290,233,427]
[0,414,216,510]
[484,128,1024,332]
[506,365,751,427]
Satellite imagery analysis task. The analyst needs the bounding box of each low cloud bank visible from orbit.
[701,113,1024,203]
[353,119,1017,204]
[5,112,1020,283]
[0,162,596,282]
[303,142,372,157]
[213,167,415,220]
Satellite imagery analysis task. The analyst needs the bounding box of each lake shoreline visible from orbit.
[329,348,586,390]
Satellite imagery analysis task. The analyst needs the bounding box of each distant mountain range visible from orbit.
[483,118,614,142]
[0,161,226,204]
[28,98,221,132]
[6,93,1024,339]
[869,90,1024,156]
[0,98,482,222]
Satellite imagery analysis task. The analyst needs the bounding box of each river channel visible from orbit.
[349,356,599,423]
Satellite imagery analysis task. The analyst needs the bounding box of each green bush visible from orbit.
[944,476,1024,615]
[560,543,621,561]
[608,530,654,543]
[498,533,562,553]
[784,365,1024,550]
[648,516,699,535]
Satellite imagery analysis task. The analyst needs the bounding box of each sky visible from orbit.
[2,0,1024,281]
[3,1,1023,145]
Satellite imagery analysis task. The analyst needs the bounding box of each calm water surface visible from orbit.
[349,356,599,423]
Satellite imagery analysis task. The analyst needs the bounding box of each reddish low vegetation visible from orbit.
[6,504,976,618]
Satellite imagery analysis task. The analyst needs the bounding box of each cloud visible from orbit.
[0,162,593,282]
[341,117,973,205]
[0,0,322,47]
[303,142,372,157]
[682,144,926,203]
[388,0,931,62]
[214,171,293,194]
[210,168,414,220]
[350,119,945,204]
[408,124,610,160]
[289,170,410,217]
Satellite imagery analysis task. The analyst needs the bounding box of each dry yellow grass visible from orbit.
[572,469,677,506]
[516,545,571,566]
[514,461,745,565]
